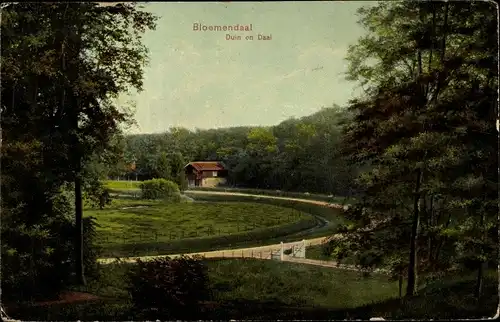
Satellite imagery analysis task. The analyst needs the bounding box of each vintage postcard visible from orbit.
[1,1,498,320]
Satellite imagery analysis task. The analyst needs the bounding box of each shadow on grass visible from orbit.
[9,281,498,321]
[7,259,498,321]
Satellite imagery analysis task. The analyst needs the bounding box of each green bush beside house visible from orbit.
[140,179,181,202]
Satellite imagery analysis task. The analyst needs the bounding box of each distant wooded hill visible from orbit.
[105,105,357,196]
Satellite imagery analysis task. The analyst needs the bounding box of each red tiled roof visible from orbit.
[185,161,226,171]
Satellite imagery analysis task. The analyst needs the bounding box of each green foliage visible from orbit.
[83,180,112,210]
[127,256,210,318]
[1,190,101,301]
[336,0,498,298]
[176,171,189,191]
[111,106,356,195]
[139,178,181,201]
[155,152,171,179]
[82,217,103,279]
[1,1,157,297]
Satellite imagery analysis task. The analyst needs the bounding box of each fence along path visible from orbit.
[98,236,326,264]
[98,190,349,268]
[184,190,347,209]
[98,236,389,275]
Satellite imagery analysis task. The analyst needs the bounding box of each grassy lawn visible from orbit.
[184,192,349,241]
[103,180,141,190]
[208,259,399,309]
[86,198,317,258]
[9,259,497,320]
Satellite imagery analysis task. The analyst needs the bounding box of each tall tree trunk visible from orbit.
[475,195,486,299]
[75,170,86,286]
[433,210,452,265]
[406,169,422,297]
[406,6,426,296]
[427,195,434,262]
[432,1,449,103]
[69,11,86,286]
[398,271,403,299]
[74,99,85,285]
[475,261,484,300]
[424,4,436,99]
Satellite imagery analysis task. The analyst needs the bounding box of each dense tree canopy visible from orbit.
[109,106,357,196]
[332,0,497,298]
[1,2,156,299]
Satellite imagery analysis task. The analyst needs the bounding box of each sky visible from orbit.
[118,1,373,134]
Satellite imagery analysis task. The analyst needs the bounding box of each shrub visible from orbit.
[81,217,102,279]
[140,178,181,201]
[83,180,113,209]
[1,190,76,301]
[127,255,210,319]
[175,171,188,192]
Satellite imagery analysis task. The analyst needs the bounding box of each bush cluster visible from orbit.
[127,255,210,319]
[1,193,101,302]
[140,179,181,201]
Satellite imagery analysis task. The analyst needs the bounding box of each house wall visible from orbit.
[201,170,218,178]
[184,167,228,187]
[201,177,227,187]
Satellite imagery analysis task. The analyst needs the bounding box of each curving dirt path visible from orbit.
[98,236,329,264]
[184,190,347,209]
[98,190,346,265]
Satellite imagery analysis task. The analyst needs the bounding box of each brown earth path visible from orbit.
[97,190,346,265]
[184,190,347,209]
[97,236,329,264]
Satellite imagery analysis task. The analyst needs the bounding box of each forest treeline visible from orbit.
[105,106,357,196]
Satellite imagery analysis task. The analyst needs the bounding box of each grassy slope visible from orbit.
[184,193,348,240]
[86,199,318,257]
[103,180,141,190]
[10,259,497,320]
[87,199,310,243]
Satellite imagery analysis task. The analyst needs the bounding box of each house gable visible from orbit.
[184,161,228,187]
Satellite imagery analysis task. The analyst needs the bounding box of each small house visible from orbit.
[184,161,228,187]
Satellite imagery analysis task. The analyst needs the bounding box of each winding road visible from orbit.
[97,190,347,268]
